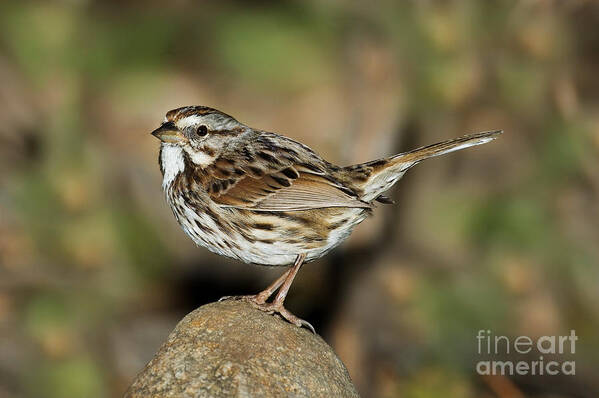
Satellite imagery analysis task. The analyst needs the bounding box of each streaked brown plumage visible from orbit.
[151,105,501,331]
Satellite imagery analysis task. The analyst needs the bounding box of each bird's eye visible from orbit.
[196,125,208,137]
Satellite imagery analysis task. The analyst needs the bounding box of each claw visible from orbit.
[218,295,243,302]
[298,318,316,334]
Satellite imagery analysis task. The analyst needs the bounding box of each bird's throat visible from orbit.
[160,144,185,189]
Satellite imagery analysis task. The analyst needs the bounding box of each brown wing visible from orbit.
[204,133,371,211]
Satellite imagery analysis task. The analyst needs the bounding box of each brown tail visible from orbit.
[349,130,502,201]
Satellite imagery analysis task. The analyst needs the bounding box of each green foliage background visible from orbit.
[1,1,598,397]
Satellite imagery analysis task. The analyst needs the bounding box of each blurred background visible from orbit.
[1,0,598,397]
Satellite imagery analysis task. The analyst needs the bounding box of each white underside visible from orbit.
[170,192,366,265]
[160,143,366,266]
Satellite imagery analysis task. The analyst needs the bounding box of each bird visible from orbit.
[151,105,501,331]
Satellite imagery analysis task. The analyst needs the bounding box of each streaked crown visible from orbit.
[151,105,246,146]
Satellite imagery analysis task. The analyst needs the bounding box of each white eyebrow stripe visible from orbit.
[176,115,204,130]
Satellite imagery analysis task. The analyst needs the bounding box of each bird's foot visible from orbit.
[250,300,316,334]
[219,294,315,333]
[218,294,264,304]
[218,288,273,305]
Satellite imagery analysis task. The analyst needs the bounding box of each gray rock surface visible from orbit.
[124,300,359,397]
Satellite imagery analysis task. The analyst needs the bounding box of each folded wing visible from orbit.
[204,134,371,211]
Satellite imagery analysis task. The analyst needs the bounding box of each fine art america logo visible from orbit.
[476,330,577,376]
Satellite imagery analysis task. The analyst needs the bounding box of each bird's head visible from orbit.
[151,106,247,167]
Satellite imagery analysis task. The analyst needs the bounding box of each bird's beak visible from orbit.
[151,121,186,143]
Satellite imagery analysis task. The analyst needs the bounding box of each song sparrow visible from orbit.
[151,105,501,331]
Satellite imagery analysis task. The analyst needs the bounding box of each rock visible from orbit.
[124,300,359,398]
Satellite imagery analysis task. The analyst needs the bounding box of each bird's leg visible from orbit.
[251,254,314,333]
[221,254,314,332]
[252,268,292,304]
[270,253,305,308]
[219,268,291,303]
